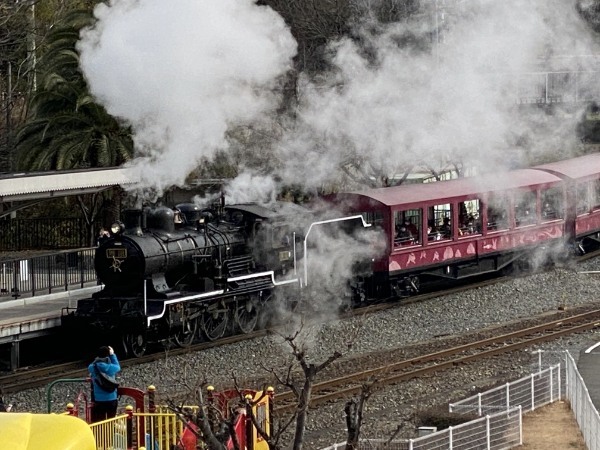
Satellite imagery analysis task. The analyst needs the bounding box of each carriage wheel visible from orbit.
[174,317,198,348]
[124,331,147,358]
[234,296,260,334]
[200,308,229,341]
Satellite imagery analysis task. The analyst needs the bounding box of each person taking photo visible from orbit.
[88,345,120,422]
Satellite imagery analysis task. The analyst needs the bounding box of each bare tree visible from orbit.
[344,381,374,449]
[261,318,363,450]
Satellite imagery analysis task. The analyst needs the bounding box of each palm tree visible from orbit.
[13,10,133,245]
[14,9,133,171]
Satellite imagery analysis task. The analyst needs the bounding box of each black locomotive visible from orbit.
[62,200,309,356]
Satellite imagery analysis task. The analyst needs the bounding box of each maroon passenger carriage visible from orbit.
[534,153,600,254]
[326,155,600,301]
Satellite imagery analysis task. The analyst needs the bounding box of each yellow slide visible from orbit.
[0,413,96,450]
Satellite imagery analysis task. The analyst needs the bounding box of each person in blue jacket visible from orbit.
[88,345,120,422]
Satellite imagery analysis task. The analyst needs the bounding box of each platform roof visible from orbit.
[0,167,137,202]
[330,168,563,209]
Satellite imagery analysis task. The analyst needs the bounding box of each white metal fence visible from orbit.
[449,364,562,416]
[321,408,522,450]
[565,351,600,450]
[322,357,571,450]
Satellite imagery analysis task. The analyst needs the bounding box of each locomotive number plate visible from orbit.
[106,248,127,259]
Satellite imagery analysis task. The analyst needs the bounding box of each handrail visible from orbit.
[46,378,89,413]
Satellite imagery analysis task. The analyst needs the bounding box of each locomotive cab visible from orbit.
[224,204,305,277]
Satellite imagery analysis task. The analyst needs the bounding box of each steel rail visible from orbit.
[274,309,600,414]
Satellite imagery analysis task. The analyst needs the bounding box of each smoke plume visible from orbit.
[77,0,296,200]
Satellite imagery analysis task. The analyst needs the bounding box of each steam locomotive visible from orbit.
[63,152,600,357]
[62,199,369,356]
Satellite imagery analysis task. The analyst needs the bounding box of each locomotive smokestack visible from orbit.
[122,209,143,236]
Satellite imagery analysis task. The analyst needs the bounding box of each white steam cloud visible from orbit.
[77,0,296,199]
[77,0,600,197]
[279,0,600,190]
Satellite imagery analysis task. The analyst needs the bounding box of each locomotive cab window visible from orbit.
[541,187,563,221]
[272,225,292,249]
[486,194,509,232]
[394,209,422,247]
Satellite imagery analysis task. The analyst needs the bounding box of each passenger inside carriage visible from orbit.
[459,215,478,235]
[404,217,419,238]
[427,220,441,241]
[440,217,452,238]
[542,203,556,219]
[395,225,414,245]
[394,210,422,247]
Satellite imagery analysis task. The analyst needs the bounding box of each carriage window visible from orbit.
[394,209,422,247]
[541,187,563,221]
[593,179,600,211]
[427,204,452,240]
[577,183,591,215]
[515,191,537,227]
[486,194,509,231]
[458,199,481,236]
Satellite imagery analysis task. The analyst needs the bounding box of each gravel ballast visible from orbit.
[11,258,600,449]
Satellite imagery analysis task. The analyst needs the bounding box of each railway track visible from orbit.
[3,250,600,394]
[273,307,600,415]
[0,277,508,393]
[0,331,270,394]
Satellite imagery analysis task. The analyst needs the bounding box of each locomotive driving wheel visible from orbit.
[174,317,198,347]
[234,295,260,334]
[123,331,147,358]
[200,305,229,341]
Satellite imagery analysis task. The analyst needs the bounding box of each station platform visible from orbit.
[0,285,101,370]
[577,344,600,411]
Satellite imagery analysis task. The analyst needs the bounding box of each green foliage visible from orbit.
[0,217,93,250]
[14,9,133,171]
[27,197,82,218]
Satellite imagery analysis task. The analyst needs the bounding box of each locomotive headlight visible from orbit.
[110,221,124,235]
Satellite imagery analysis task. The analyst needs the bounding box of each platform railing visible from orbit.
[0,248,97,300]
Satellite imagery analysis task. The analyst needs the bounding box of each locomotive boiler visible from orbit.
[63,201,308,357]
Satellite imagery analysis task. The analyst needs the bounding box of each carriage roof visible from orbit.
[533,153,600,181]
[327,168,562,210]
